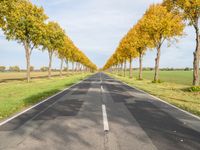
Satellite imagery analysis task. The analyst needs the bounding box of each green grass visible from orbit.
[119,70,196,85]
[108,72,200,117]
[0,73,91,120]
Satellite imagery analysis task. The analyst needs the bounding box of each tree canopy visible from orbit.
[103,3,184,82]
[0,0,96,82]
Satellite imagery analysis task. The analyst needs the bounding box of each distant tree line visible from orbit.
[0,66,21,72]
[110,67,195,71]
[0,65,91,72]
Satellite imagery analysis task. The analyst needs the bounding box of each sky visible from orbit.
[0,0,196,69]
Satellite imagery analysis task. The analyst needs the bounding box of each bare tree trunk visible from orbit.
[80,64,83,72]
[75,62,78,72]
[139,52,143,80]
[48,51,53,79]
[65,59,69,71]
[79,63,81,72]
[193,23,200,86]
[80,64,82,72]
[124,60,126,77]
[84,67,86,72]
[23,41,31,83]
[117,64,120,75]
[72,61,74,72]
[60,58,64,77]
[77,63,79,72]
[154,44,161,82]
[121,63,123,76]
[129,57,133,79]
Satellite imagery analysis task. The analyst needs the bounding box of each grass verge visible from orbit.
[0,73,91,120]
[108,73,200,117]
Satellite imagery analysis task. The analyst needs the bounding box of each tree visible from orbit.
[30,66,34,72]
[127,23,153,80]
[63,38,74,71]
[9,66,20,72]
[164,0,200,85]
[40,66,48,72]
[0,66,6,72]
[0,0,16,28]
[118,34,138,78]
[103,33,138,79]
[57,36,73,76]
[141,4,184,82]
[2,0,48,82]
[135,21,154,80]
[0,1,6,28]
[41,22,65,78]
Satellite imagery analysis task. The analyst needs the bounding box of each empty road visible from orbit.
[0,73,200,150]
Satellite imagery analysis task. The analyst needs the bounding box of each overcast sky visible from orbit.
[0,0,196,69]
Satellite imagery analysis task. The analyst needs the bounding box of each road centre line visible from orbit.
[100,84,109,132]
[101,85,104,92]
[102,104,109,132]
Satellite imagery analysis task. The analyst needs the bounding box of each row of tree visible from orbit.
[0,66,21,72]
[0,0,97,82]
[103,0,200,86]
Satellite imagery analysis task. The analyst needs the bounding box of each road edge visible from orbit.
[0,74,92,126]
[108,73,200,121]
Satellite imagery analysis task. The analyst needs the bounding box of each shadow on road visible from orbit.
[0,73,200,150]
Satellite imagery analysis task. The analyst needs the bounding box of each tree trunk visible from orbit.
[117,64,120,75]
[193,23,200,86]
[79,63,81,71]
[154,44,161,82]
[129,57,133,79]
[72,62,74,72]
[48,51,53,78]
[60,58,64,77]
[124,60,126,77]
[75,62,78,72]
[80,64,83,72]
[121,63,123,76]
[77,63,79,72]
[65,59,69,71]
[139,52,143,80]
[23,41,31,83]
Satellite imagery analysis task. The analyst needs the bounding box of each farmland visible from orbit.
[123,70,195,85]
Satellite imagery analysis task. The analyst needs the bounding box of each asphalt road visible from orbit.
[0,72,200,150]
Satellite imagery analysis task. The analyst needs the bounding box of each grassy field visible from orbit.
[0,71,73,82]
[118,70,197,85]
[108,71,200,117]
[0,72,91,120]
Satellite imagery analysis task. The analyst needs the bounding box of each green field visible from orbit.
[0,72,91,120]
[108,71,200,117]
[118,70,198,85]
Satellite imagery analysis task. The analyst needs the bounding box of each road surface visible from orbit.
[0,73,200,150]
